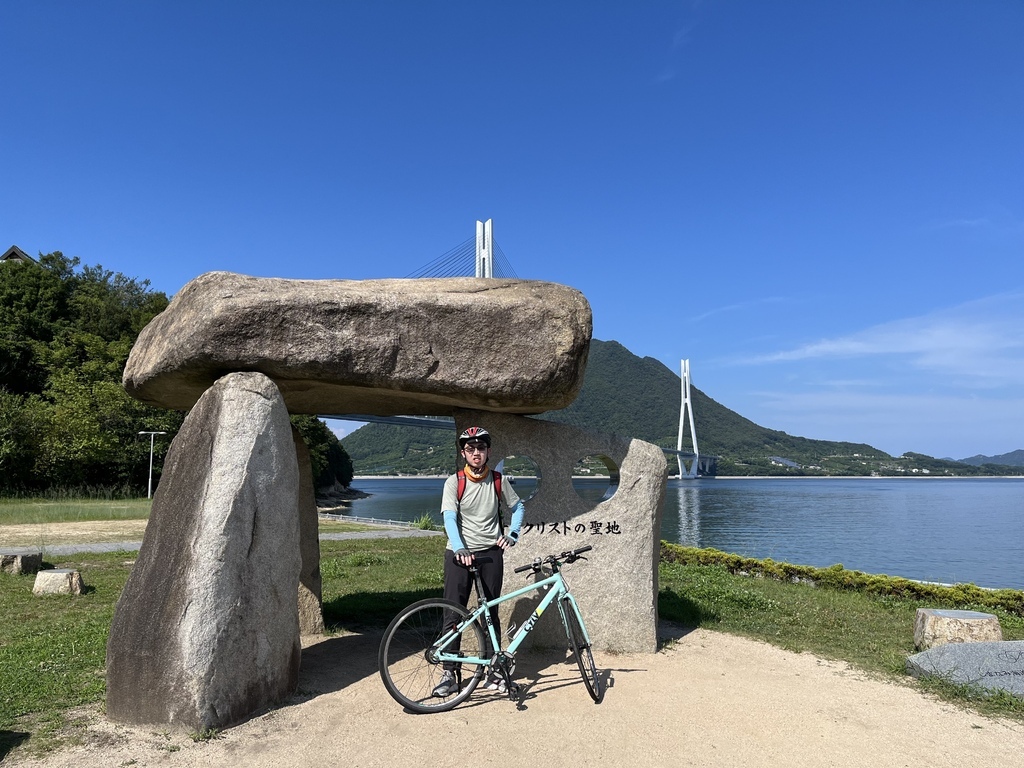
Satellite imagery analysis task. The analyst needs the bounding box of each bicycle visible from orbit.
[378,544,603,713]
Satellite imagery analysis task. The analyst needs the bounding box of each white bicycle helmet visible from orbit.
[458,426,491,449]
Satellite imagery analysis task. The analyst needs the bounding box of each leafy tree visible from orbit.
[0,252,180,494]
[290,415,355,488]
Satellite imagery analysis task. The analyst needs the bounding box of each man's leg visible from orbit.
[441,550,473,671]
[477,546,504,652]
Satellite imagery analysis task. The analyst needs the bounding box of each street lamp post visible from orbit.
[138,431,168,499]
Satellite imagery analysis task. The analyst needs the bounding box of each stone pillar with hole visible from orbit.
[454,409,667,654]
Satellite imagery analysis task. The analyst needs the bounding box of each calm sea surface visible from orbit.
[341,476,1024,590]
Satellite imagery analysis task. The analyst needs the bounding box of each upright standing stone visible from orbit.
[106,372,301,730]
[293,428,324,635]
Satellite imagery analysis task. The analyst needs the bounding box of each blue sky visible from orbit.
[3,2,1022,459]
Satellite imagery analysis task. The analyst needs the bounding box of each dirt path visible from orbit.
[0,520,149,548]
[6,627,1023,768]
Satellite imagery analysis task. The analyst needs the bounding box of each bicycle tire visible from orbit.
[378,598,487,713]
[562,597,603,702]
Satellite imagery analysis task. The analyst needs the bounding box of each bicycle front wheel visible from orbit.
[378,598,487,713]
[562,597,603,702]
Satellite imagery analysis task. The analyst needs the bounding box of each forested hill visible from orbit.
[535,340,887,467]
[343,339,1017,476]
[957,449,1024,468]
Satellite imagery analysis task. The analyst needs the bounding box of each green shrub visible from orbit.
[660,542,1024,618]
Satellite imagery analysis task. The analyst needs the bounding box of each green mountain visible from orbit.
[958,449,1024,468]
[342,339,1020,477]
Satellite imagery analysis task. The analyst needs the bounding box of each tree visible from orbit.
[289,415,354,489]
[0,252,179,494]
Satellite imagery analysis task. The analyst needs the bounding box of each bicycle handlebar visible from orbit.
[513,544,593,574]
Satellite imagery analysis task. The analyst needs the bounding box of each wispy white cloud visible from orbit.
[741,292,1024,387]
[932,217,991,229]
[690,296,787,323]
[923,205,1024,234]
[656,22,697,83]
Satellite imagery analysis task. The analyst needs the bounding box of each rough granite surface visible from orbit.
[106,372,301,729]
[123,272,592,415]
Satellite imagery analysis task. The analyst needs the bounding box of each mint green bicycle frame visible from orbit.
[432,563,590,668]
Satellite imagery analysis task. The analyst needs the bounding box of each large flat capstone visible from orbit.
[123,272,592,415]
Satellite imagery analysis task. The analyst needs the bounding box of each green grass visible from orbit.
[320,537,446,629]
[0,549,136,758]
[412,512,438,531]
[0,498,153,526]
[3,536,1023,761]
[317,520,393,534]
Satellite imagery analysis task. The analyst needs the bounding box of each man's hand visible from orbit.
[496,534,517,550]
[455,548,474,566]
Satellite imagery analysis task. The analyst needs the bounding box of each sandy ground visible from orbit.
[5,626,1023,768]
[0,520,149,548]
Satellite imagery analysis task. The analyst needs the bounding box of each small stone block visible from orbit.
[907,641,1024,699]
[914,608,1002,650]
[33,569,84,595]
[1,552,43,575]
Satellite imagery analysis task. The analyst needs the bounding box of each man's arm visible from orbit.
[443,509,473,564]
[497,499,525,549]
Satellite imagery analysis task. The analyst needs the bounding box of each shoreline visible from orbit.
[350,474,1024,481]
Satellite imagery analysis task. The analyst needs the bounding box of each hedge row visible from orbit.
[660,542,1024,618]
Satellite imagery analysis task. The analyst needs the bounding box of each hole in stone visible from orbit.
[572,454,619,503]
[494,454,540,502]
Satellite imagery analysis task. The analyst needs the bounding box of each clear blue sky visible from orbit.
[3,2,1022,459]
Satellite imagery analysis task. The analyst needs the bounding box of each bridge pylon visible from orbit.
[677,359,700,478]
[475,219,494,278]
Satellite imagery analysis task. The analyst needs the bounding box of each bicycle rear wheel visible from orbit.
[562,596,603,702]
[378,598,487,713]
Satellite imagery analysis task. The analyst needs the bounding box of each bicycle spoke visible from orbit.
[378,599,487,713]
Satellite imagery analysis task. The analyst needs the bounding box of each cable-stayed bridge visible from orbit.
[405,219,519,279]
[321,219,714,477]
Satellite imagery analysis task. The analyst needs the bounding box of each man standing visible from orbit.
[433,426,524,697]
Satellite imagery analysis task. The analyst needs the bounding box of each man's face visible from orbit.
[461,440,490,470]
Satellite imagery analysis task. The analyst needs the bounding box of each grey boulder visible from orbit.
[123,272,592,415]
[106,372,301,730]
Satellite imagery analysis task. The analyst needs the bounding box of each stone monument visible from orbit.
[109,271,667,728]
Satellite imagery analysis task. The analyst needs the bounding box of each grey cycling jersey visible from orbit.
[440,471,522,552]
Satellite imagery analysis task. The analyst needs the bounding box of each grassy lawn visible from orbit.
[0,549,134,757]
[0,498,153,526]
[2,536,1022,759]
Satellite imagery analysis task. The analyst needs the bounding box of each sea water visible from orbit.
[340,476,1024,590]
